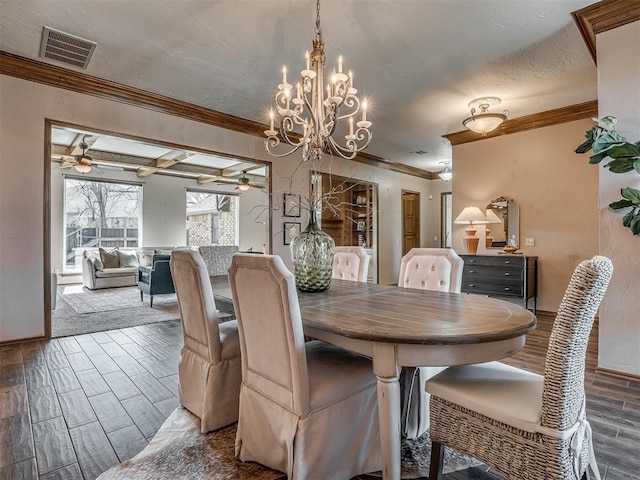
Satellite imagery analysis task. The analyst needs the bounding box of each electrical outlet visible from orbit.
[433,236,438,242]
[525,237,535,247]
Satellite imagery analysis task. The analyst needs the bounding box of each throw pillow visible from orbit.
[91,257,104,271]
[118,250,139,267]
[99,247,120,269]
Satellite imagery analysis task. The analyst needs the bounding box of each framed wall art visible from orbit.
[283,193,301,217]
[283,222,301,245]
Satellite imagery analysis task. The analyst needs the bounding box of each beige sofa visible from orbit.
[82,248,140,290]
[81,246,189,290]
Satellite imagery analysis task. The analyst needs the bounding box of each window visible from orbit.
[64,177,141,272]
[186,190,237,246]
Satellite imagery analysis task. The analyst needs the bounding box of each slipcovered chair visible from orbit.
[169,249,241,433]
[228,253,381,479]
[398,247,464,439]
[332,246,370,282]
[137,254,175,307]
[426,256,613,480]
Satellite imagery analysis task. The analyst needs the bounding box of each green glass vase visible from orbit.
[291,213,335,292]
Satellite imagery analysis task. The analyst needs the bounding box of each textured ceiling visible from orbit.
[0,0,597,173]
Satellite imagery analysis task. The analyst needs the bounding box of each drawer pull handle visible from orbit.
[505,260,511,264]
[469,284,475,288]
[469,270,475,274]
[504,272,510,276]
[504,287,511,292]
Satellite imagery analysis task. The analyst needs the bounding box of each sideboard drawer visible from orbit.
[463,265,523,282]
[460,254,538,312]
[462,280,523,297]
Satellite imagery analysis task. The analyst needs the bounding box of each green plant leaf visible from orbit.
[605,158,635,173]
[609,199,633,211]
[630,215,640,235]
[575,129,596,154]
[588,151,610,164]
[592,131,626,153]
[621,187,640,204]
[634,158,640,174]
[608,143,640,159]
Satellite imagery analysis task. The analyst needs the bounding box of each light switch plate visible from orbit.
[525,237,535,247]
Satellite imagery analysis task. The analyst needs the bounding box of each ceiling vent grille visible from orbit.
[39,26,97,69]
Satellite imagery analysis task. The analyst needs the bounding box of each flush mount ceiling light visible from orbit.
[462,97,508,136]
[264,0,372,162]
[438,161,452,182]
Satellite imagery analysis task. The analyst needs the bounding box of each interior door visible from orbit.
[402,191,420,255]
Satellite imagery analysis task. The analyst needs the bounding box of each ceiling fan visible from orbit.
[59,135,94,173]
[236,171,251,191]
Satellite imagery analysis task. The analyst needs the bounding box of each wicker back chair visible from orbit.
[425,255,613,480]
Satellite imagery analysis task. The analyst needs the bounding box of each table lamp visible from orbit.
[454,206,488,255]
[484,209,503,248]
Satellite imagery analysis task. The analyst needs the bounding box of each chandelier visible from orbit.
[264,0,372,162]
[462,97,508,136]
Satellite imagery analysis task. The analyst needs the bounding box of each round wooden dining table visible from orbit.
[211,277,537,480]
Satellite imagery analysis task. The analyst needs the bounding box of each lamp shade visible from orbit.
[454,206,488,225]
[462,114,506,134]
[485,209,503,224]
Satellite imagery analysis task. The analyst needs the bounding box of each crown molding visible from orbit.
[444,100,598,146]
[0,51,433,180]
[572,0,640,64]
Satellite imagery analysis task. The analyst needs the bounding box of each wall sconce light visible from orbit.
[438,161,452,182]
[462,97,508,135]
[454,206,488,255]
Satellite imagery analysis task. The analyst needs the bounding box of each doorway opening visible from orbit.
[47,121,271,338]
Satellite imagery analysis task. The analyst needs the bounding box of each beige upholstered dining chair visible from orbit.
[169,249,241,433]
[332,245,371,282]
[228,253,381,479]
[398,247,464,439]
[426,255,613,480]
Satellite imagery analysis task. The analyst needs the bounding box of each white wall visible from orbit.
[0,74,436,342]
[596,20,640,377]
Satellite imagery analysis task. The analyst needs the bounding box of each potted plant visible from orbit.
[575,116,640,235]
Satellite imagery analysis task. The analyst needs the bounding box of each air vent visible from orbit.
[39,26,97,69]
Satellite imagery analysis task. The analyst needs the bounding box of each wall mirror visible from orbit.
[485,196,519,248]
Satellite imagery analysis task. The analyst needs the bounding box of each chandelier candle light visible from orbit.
[264,0,372,162]
[454,206,488,255]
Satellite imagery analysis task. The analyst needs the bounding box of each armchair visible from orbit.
[137,254,175,307]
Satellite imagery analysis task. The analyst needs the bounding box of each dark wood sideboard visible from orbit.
[460,254,538,313]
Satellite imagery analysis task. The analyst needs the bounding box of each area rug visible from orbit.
[53,286,180,337]
[97,407,480,480]
[57,285,177,314]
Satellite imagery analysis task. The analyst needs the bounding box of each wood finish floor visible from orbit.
[1,313,639,480]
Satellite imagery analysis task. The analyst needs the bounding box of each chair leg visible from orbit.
[150,295,153,308]
[429,441,444,480]
[140,291,143,302]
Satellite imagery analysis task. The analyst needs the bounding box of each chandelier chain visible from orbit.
[315,0,322,35]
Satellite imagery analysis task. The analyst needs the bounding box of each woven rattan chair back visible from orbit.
[541,255,614,431]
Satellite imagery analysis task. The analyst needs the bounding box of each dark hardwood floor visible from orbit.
[1,312,639,480]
